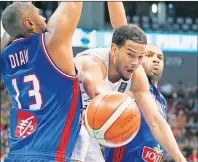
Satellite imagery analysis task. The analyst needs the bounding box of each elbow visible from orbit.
[148,115,170,138]
[147,114,162,131]
[149,113,170,136]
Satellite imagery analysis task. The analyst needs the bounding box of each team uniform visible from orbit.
[104,82,167,162]
[1,33,82,162]
[72,47,167,162]
[72,48,131,162]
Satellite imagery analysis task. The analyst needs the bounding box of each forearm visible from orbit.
[134,92,186,162]
[47,2,82,37]
[107,2,127,29]
[83,79,110,99]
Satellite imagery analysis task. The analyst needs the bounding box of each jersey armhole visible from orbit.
[40,33,78,81]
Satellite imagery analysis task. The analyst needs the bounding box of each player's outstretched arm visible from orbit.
[75,55,110,99]
[45,2,83,76]
[107,2,127,29]
[130,65,186,162]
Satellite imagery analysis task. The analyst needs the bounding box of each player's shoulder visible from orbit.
[75,47,110,57]
[74,49,107,75]
[6,33,40,48]
[75,47,110,67]
[19,33,41,43]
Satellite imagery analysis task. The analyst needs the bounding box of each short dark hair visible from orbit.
[2,2,33,37]
[112,24,147,47]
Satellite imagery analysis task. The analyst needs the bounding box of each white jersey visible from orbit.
[77,47,132,110]
[72,48,132,162]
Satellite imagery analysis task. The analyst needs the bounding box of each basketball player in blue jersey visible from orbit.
[73,2,186,162]
[1,2,83,162]
[104,44,168,162]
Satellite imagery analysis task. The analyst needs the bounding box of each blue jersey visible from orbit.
[1,33,82,162]
[104,83,167,162]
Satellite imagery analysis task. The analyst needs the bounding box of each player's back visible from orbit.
[1,33,82,161]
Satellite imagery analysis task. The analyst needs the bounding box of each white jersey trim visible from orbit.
[41,33,78,80]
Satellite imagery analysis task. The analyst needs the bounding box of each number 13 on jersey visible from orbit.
[12,74,43,110]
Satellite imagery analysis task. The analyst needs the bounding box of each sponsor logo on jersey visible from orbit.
[118,82,128,93]
[15,110,37,138]
[142,144,163,162]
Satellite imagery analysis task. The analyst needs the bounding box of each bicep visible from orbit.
[130,65,150,93]
[80,57,109,98]
[43,2,82,75]
[82,60,106,87]
[45,37,76,76]
[46,2,82,44]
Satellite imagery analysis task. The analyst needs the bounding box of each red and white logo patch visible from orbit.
[142,145,163,162]
[15,110,37,138]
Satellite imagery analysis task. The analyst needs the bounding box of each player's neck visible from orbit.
[108,54,121,83]
[14,32,36,40]
[151,79,158,88]
[26,32,38,37]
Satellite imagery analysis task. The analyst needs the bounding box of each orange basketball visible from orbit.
[84,91,141,147]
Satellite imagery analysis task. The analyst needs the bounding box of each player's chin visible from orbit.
[153,71,162,77]
[41,25,47,32]
[121,74,131,81]
[152,68,162,74]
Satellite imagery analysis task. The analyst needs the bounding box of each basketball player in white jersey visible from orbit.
[72,2,186,162]
[104,44,168,162]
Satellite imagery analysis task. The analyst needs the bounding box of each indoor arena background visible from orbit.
[1,1,197,162]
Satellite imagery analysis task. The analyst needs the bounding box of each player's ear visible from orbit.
[24,18,36,33]
[111,43,119,57]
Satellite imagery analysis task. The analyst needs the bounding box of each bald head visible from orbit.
[2,2,46,38]
[142,44,164,83]
[2,3,34,37]
[146,44,163,55]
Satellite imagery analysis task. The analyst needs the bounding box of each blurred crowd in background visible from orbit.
[159,81,198,162]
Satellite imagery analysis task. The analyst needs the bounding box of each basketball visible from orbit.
[84,91,141,147]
